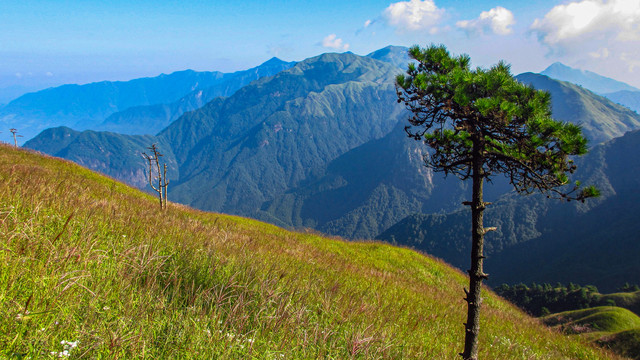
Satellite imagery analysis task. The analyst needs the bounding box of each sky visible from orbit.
[1,0,640,95]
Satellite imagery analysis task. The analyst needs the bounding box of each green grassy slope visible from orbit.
[598,292,640,317]
[544,307,640,359]
[544,307,640,334]
[598,329,640,360]
[0,144,622,359]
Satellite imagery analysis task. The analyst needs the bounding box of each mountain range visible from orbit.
[541,62,640,94]
[0,57,295,142]
[27,52,405,214]
[541,61,640,114]
[23,46,640,290]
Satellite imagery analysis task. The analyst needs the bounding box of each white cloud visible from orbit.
[46,71,54,77]
[456,6,515,36]
[321,34,350,51]
[530,0,640,88]
[383,0,444,32]
[531,0,640,48]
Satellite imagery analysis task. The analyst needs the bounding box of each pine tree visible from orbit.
[395,44,598,360]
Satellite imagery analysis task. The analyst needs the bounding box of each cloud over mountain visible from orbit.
[321,34,350,51]
[532,0,640,47]
[531,0,640,87]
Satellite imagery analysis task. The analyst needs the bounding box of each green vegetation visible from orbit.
[496,283,602,316]
[543,307,640,334]
[543,307,640,359]
[0,144,621,359]
[496,283,640,358]
[598,329,640,360]
[496,283,640,317]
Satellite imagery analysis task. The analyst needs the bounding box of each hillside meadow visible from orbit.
[543,307,640,359]
[0,143,623,358]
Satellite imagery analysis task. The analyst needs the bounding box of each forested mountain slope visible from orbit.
[378,128,640,292]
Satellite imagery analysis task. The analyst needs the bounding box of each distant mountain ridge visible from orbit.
[540,62,640,115]
[97,57,296,135]
[516,73,640,144]
[603,90,640,114]
[0,58,295,142]
[366,45,412,69]
[541,62,640,94]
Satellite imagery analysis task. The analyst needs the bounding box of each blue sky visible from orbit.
[2,0,640,92]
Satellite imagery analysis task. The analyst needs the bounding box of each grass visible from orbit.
[597,292,640,317]
[543,307,640,334]
[0,143,623,359]
[543,307,640,359]
[598,329,640,360]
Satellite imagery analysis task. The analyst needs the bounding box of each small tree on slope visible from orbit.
[395,45,598,360]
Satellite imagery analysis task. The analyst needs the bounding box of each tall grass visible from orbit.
[0,143,623,359]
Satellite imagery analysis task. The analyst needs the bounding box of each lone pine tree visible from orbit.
[395,45,598,360]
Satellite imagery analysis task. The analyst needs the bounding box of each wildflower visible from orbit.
[51,340,79,357]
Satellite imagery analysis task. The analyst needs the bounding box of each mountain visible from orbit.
[366,45,412,69]
[259,121,510,239]
[26,52,406,219]
[516,73,640,144]
[0,58,295,142]
[541,62,640,94]
[377,128,640,292]
[603,90,640,114]
[24,126,177,189]
[26,49,640,245]
[97,57,296,135]
[0,70,226,141]
[162,52,404,215]
[258,73,640,239]
[0,142,620,359]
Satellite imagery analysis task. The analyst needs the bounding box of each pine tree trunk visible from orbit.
[461,139,487,360]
